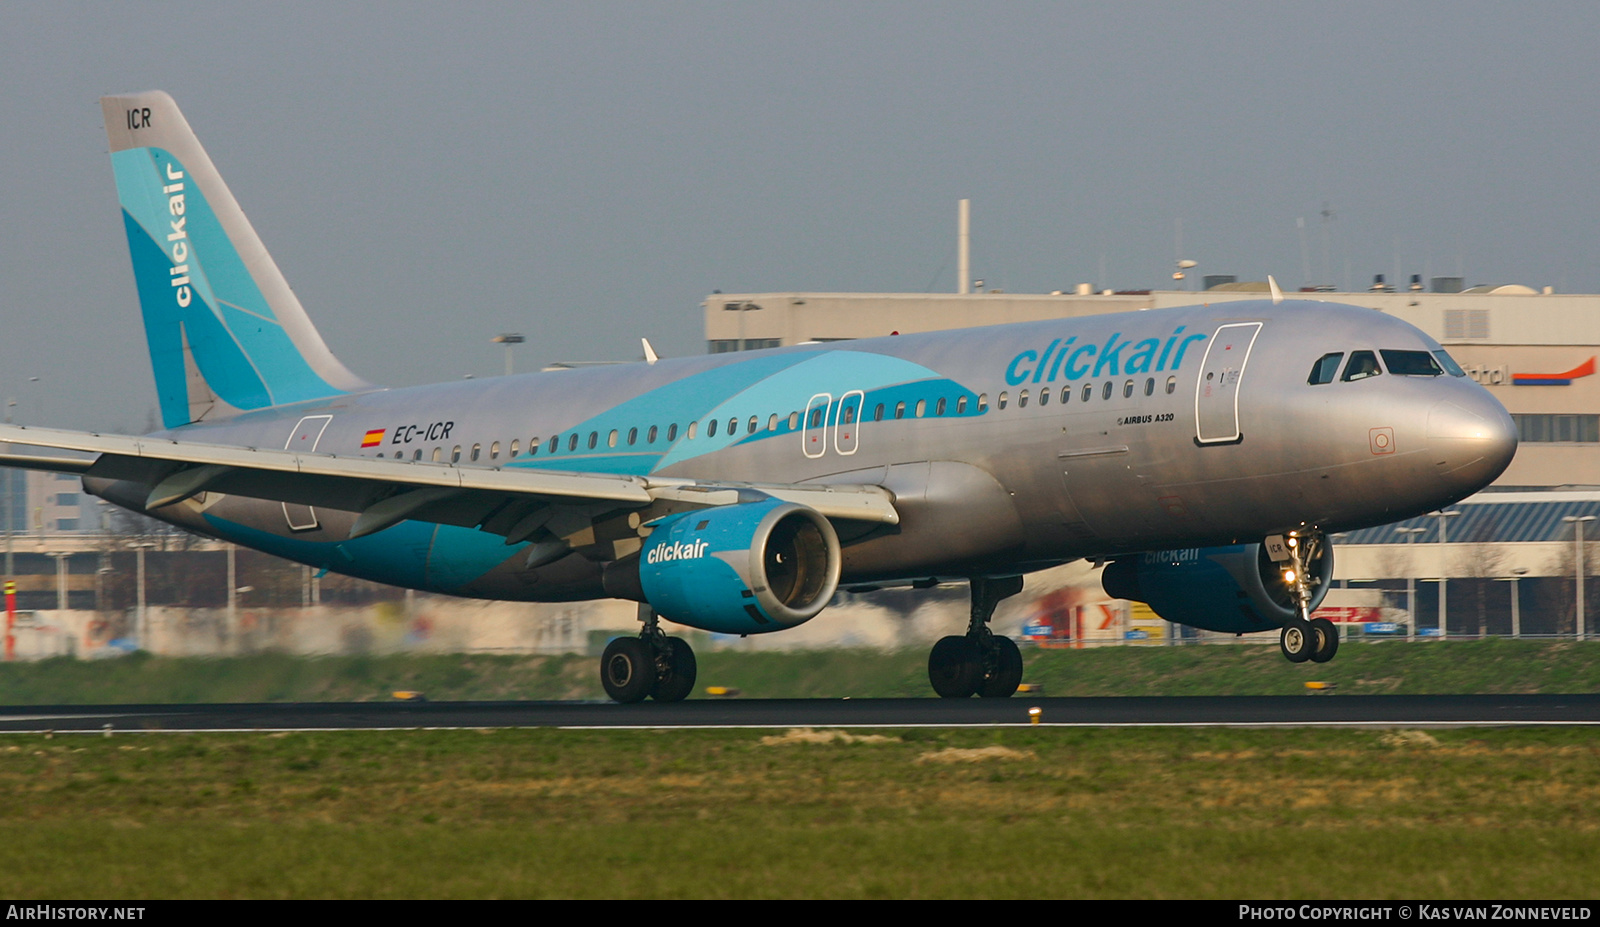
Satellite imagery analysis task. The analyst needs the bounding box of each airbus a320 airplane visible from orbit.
[0,92,1516,702]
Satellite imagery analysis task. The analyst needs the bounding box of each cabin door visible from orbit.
[1193,322,1262,445]
[282,415,332,531]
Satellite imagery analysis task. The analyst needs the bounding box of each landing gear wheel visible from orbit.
[651,637,698,702]
[929,635,983,698]
[601,637,656,703]
[978,636,1024,698]
[1279,619,1314,664]
[1309,617,1339,664]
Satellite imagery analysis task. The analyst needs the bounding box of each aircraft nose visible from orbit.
[1426,394,1518,493]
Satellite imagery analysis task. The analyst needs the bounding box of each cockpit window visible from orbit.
[1308,352,1344,385]
[1342,350,1383,381]
[1381,350,1444,377]
[1432,349,1467,377]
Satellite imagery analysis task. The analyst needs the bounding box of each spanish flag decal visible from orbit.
[361,428,385,448]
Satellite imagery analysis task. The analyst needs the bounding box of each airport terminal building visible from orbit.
[703,284,1600,639]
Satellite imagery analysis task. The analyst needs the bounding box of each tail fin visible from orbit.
[102,91,370,429]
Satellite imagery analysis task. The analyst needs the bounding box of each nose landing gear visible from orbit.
[928,576,1026,698]
[600,604,698,703]
[1272,531,1339,664]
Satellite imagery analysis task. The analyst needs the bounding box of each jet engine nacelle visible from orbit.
[632,498,842,635]
[1101,542,1334,634]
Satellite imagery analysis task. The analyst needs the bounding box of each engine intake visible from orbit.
[1101,542,1333,633]
[631,498,841,634]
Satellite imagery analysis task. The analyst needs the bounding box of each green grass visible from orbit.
[1,639,1598,704]
[0,726,1594,898]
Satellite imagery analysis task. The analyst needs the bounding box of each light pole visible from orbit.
[1495,568,1529,639]
[133,541,155,651]
[1395,526,1426,642]
[491,333,525,376]
[1563,515,1595,640]
[1427,511,1461,639]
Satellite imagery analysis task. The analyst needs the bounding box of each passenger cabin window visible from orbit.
[997,392,1008,410]
[490,442,500,460]
[1101,382,1113,400]
[511,440,520,457]
[1060,386,1070,404]
[1038,389,1049,407]
[1017,390,1028,408]
[1123,380,1134,398]
[727,417,737,435]
[748,416,759,433]
[1144,378,1155,396]
[915,399,927,417]
[1342,351,1383,381]
[608,430,618,448]
[413,449,422,461]
[451,446,462,463]
[648,425,658,443]
[790,411,802,429]
[1381,350,1444,377]
[568,434,579,451]
[587,432,598,449]
[894,401,906,419]
[627,427,638,446]
[1167,376,1177,394]
[1308,353,1344,385]
[768,414,779,431]
[956,396,968,414]
[936,397,948,415]
[685,422,696,440]
[708,419,719,437]
[977,394,988,412]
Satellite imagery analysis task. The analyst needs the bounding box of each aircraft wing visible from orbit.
[0,424,899,545]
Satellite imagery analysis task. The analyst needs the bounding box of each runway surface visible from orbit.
[0,693,1598,732]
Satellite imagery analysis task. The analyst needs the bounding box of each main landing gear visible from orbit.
[601,604,698,703]
[1274,531,1339,665]
[928,576,1026,698]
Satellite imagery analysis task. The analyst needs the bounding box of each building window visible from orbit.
[55,493,78,506]
[709,340,740,354]
[56,519,78,531]
[1513,414,1600,443]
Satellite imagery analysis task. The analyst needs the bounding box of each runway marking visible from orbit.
[0,720,1596,734]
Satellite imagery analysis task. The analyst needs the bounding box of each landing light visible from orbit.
[1283,570,1297,583]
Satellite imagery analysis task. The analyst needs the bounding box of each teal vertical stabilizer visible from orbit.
[103,92,371,429]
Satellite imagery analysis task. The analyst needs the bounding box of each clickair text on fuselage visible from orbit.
[1005,327,1208,386]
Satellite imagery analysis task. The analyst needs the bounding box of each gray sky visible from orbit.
[4,1,1599,430]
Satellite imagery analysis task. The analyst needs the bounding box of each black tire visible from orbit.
[978,636,1024,698]
[600,637,656,704]
[1309,617,1340,664]
[1279,619,1314,664]
[651,637,698,702]
[929,635,982,698]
